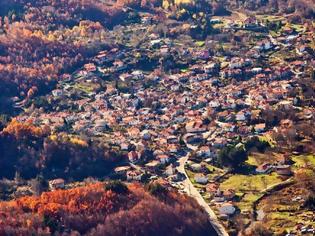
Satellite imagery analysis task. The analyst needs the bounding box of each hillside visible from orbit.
[0,181,216,235]
[0,0,314,235]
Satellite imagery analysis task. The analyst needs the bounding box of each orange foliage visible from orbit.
[0,183,214,235]
[3,119,43,139]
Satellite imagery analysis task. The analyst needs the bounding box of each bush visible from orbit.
[104,180,128,194]
[304,194,315,210]
[218,143,248,172]
[146,182,167,196]
[245,136,270,152]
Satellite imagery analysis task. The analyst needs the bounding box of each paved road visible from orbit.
[177,150,229,236]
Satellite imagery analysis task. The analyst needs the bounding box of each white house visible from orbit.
[126,170,143,181]
[235,112,246,121]
[219,203,236,216]
[165,164,177,176]
[52,89,63,97]
[49,178,65,190]
[194,174,208,184]
[196,146,212,158]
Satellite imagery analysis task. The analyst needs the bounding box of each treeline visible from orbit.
[0,182,215,235]
[0,119,124,180]
[233,0,315,19]
[0,0,131,115]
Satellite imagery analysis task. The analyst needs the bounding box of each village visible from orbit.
[12,10,315,235]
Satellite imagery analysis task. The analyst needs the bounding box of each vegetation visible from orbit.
[0,119,125,180]
[217,143,248,172]
[0,182,215,235]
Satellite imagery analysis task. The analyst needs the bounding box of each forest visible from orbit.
[0,119,125,180]
[0,181,215,235]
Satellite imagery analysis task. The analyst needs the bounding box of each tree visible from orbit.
[218,143,248,172]
[244,222,273,236]
[29,176,45,196]
[104,180,128,194]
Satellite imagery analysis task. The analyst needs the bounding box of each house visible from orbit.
[94,120,109,132]
[131,70,145,80]
[196,146,212,158]
[209,100,220,108]
[223,189,235,200]
[212,137,227,148]
[229,58,244,69]
[258,40,273,51]
[235,111,246,121]
[171,172,186,182]
[160,45,169,55]
[206,183,219,193]
[128,151,141,163]
[156,154,170,164]
[141,130,151,140]
[254,123,266,133]
[190,163,202,172]
[84,63,97,72]
[145,160,160,173]
[49,179,65,190]
[185,121,207,133]
[244,16,259,28]
[52,89,63,97]
[126,170,143,181]
[114,166,131,175]
[256,163,273,174]
[165,164,177,176]
[275,165,292,176]
[213,189,225,202]
[219,203,236,216]
[194,174,208,184]
[141,16,153,25]
[120,142,130,151]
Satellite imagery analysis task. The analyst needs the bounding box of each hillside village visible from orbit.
[3,6,315,236]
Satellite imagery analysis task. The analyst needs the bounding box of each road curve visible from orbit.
[177,152,229,236]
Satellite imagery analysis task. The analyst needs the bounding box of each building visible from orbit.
[275,165,292,176]
[128,151,141,163]
[49,179,65,190]
[126,170,143,181]
[165,164,177,176]
[254,123,266,133]
[194,174,208,184]
[157,154,170,165]
[219,203,236,216]
[256,163,273,174]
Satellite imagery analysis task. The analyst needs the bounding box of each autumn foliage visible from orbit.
[0,121,124,180]
[0,182,214,235]
[3,118,44,139]
[0,0,129,114]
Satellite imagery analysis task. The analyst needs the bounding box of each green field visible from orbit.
[292,155,315,168]
[220,173,282,211]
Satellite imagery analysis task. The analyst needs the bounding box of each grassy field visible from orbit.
[292,155,315,168]
[257,182,315,235]
[220,173,282,212]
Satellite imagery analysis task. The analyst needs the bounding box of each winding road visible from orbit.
[176,141,229,236]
